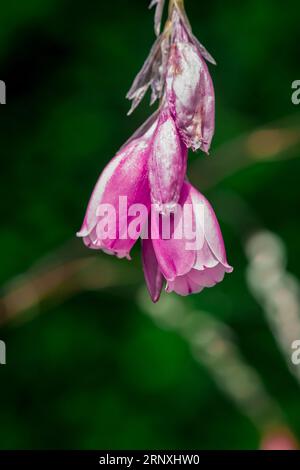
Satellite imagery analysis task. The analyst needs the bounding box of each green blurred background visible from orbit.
[1,0,300,450]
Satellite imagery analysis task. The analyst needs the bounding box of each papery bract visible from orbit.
[126,35,170,115]
[174,5,216,65]
[149,0,166,37]
[166,12,215,153]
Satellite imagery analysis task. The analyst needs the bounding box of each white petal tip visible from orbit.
[225,265,234,273]
[76,229,89,238]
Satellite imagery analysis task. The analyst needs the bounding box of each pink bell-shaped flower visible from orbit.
[142,182,233,300]
[77,122,156,259]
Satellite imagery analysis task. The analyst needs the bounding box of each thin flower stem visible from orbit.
[168,0,184,19]
[169,0,185,16]
[165,0,186,35]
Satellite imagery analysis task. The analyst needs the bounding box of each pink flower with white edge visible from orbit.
[142,182,233,300]
[76,105,188,259]
[77,1,233,302]
[77,120,156,259]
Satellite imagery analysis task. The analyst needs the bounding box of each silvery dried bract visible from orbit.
[127,0,216,153]
[126,35,170,115]
[174,5,216,65]
[149,0,166,36]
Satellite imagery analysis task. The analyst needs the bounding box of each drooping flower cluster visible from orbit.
[77,0,233,302]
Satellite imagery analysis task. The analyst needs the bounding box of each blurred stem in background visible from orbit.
[246,231,300,387]
[0,242,139,326]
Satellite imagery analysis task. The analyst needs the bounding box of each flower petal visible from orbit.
[142,237,164,302]
[167,263,227,296]
[189,187,233,272]
[77,136,151,257]
[188,264,226,287]
[166,275,204,296]
[149,110,187,212]
[151,183,196,280]
[194,240,219,270]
